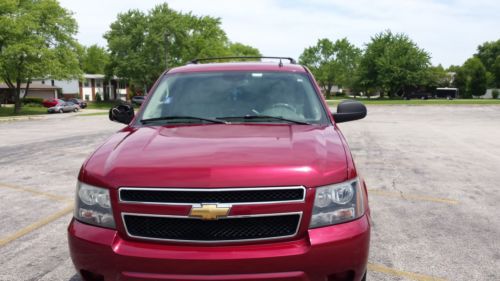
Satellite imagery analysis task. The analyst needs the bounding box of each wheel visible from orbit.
[361,271,367,281]
[58,109,63,113]
[73,108,78,112]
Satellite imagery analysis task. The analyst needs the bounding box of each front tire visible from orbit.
[58,109,63,113]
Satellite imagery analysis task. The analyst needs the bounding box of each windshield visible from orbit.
[140,71,328,125]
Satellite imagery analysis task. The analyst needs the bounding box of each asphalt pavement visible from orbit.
[0,106,499,281]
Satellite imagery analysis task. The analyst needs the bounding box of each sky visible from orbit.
[58,0,500,68]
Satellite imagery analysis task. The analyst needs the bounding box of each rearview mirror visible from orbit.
[332,100,367,123]
[109,104,135,124]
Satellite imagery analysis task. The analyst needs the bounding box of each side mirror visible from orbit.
[109,104,135,124]
[332,100,367,123]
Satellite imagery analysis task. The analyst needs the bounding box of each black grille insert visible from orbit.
[123,213,301,242]
[120,188,304,204]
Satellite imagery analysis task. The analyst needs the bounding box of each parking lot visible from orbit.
[0,106,499,281]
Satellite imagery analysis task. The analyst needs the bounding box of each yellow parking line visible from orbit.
[368,189,459,205]
[368,263,448,281]
[0,204,74,247]
[0,182,71,202]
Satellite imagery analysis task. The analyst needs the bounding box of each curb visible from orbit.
[0,115,47,122]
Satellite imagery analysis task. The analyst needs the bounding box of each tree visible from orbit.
[226,42,261,57]
[466,58,487,97]
[0,0,81,114]
[357,30,431,98]
[80,45,110,74]
[455,57,487,98]
[105,4,254,91]
[475,40,500,88]
[299,38,361,97]
[493,56,500,87]
[475,40,500,72]
[423,65,451,89]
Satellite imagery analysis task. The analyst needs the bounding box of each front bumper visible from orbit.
[68,214,370,281]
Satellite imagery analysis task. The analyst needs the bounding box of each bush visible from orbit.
[22,97,43,105]
[95,92,102,102]
[492,89,499,99]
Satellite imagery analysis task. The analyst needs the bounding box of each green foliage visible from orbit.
[95,92,102,102]
[475,40,500,71]
[423,65,451,88]
[357,30,431,97]
[492,89,499,99]
[80,45,110,74]
[0,0,82,113]
[105,4,256,90]
[22,97,43,105]
[226,42,261,57]
[299,38,361,97]
[475,40,500,87]
[455,57,487,98]
[493,56,500,87]
[447,65,462,73]
[0,105,47,116]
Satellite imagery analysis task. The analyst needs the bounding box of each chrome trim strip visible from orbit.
[121,211,303,244]
[118,186,306,206]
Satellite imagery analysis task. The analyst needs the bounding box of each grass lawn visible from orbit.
[0,106,47,117]
[86,101,122,109]
[326,98,500,106]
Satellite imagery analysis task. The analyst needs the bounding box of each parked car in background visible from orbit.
[42,98,64,108]
[47,102,79,113]
[68,98,87,109]
[131,95,145,105]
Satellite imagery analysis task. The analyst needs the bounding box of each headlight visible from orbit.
[74,182,115,228]
[309,178,365,228]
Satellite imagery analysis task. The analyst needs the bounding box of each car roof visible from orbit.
[167,62,307,74]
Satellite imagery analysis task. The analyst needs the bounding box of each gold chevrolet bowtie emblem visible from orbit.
[189,204,230,220]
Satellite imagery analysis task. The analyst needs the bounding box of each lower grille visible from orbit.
[123,213,301,242]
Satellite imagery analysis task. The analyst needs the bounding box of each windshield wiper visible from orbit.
[141,116,228,124]
[217,115,310,125]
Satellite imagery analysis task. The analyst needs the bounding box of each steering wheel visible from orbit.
[269,103,297,113]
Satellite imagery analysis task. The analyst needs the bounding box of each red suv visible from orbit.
[68,57,370,281]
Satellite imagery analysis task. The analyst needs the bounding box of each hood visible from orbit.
[82,124,348,189]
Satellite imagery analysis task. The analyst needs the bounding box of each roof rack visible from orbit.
[189,56,297,65]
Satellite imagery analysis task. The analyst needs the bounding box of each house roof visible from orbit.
[0,83,60,90]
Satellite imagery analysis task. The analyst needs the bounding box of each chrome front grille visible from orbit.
[119,186,305,205]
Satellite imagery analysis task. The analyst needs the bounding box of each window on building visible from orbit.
[51,80,55,86]
[96,79,102,88]
[83,79,89,87]
[41,80,45,84]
